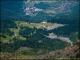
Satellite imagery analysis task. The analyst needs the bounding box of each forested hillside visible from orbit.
[1,0,79,59]
[1,19,70,56]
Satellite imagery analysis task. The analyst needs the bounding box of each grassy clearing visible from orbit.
[1,21,54,41]
[1,35,13,41]
[15,21,54,28]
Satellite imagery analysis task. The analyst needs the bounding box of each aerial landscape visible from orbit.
[0,0,80,59]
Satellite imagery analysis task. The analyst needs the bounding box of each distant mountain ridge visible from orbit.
[1,0,79,21]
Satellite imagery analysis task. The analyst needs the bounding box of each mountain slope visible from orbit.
[1,45,80,59]
[36,45,80,59]
[1,1,24,19]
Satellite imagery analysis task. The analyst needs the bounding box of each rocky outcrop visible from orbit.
[1,45,80,59]
[36,45,80,59]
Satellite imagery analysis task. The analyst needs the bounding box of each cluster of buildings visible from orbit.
[24,7,43,15]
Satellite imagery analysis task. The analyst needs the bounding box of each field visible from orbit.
[1,21,54,41]
[15,21,54,28]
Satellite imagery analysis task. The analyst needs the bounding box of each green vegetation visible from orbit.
[1,19,70,57]
[1,19,17,41]
[1,16,79,58]
[48,15,79,44]
[15,21,54,28]
[76,52,80,58]
[1,20,54,41]
[66,54,70,57]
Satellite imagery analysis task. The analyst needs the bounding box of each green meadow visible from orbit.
[1,21,54,41]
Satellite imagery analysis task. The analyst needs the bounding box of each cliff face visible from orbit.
[36,45,80,59]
